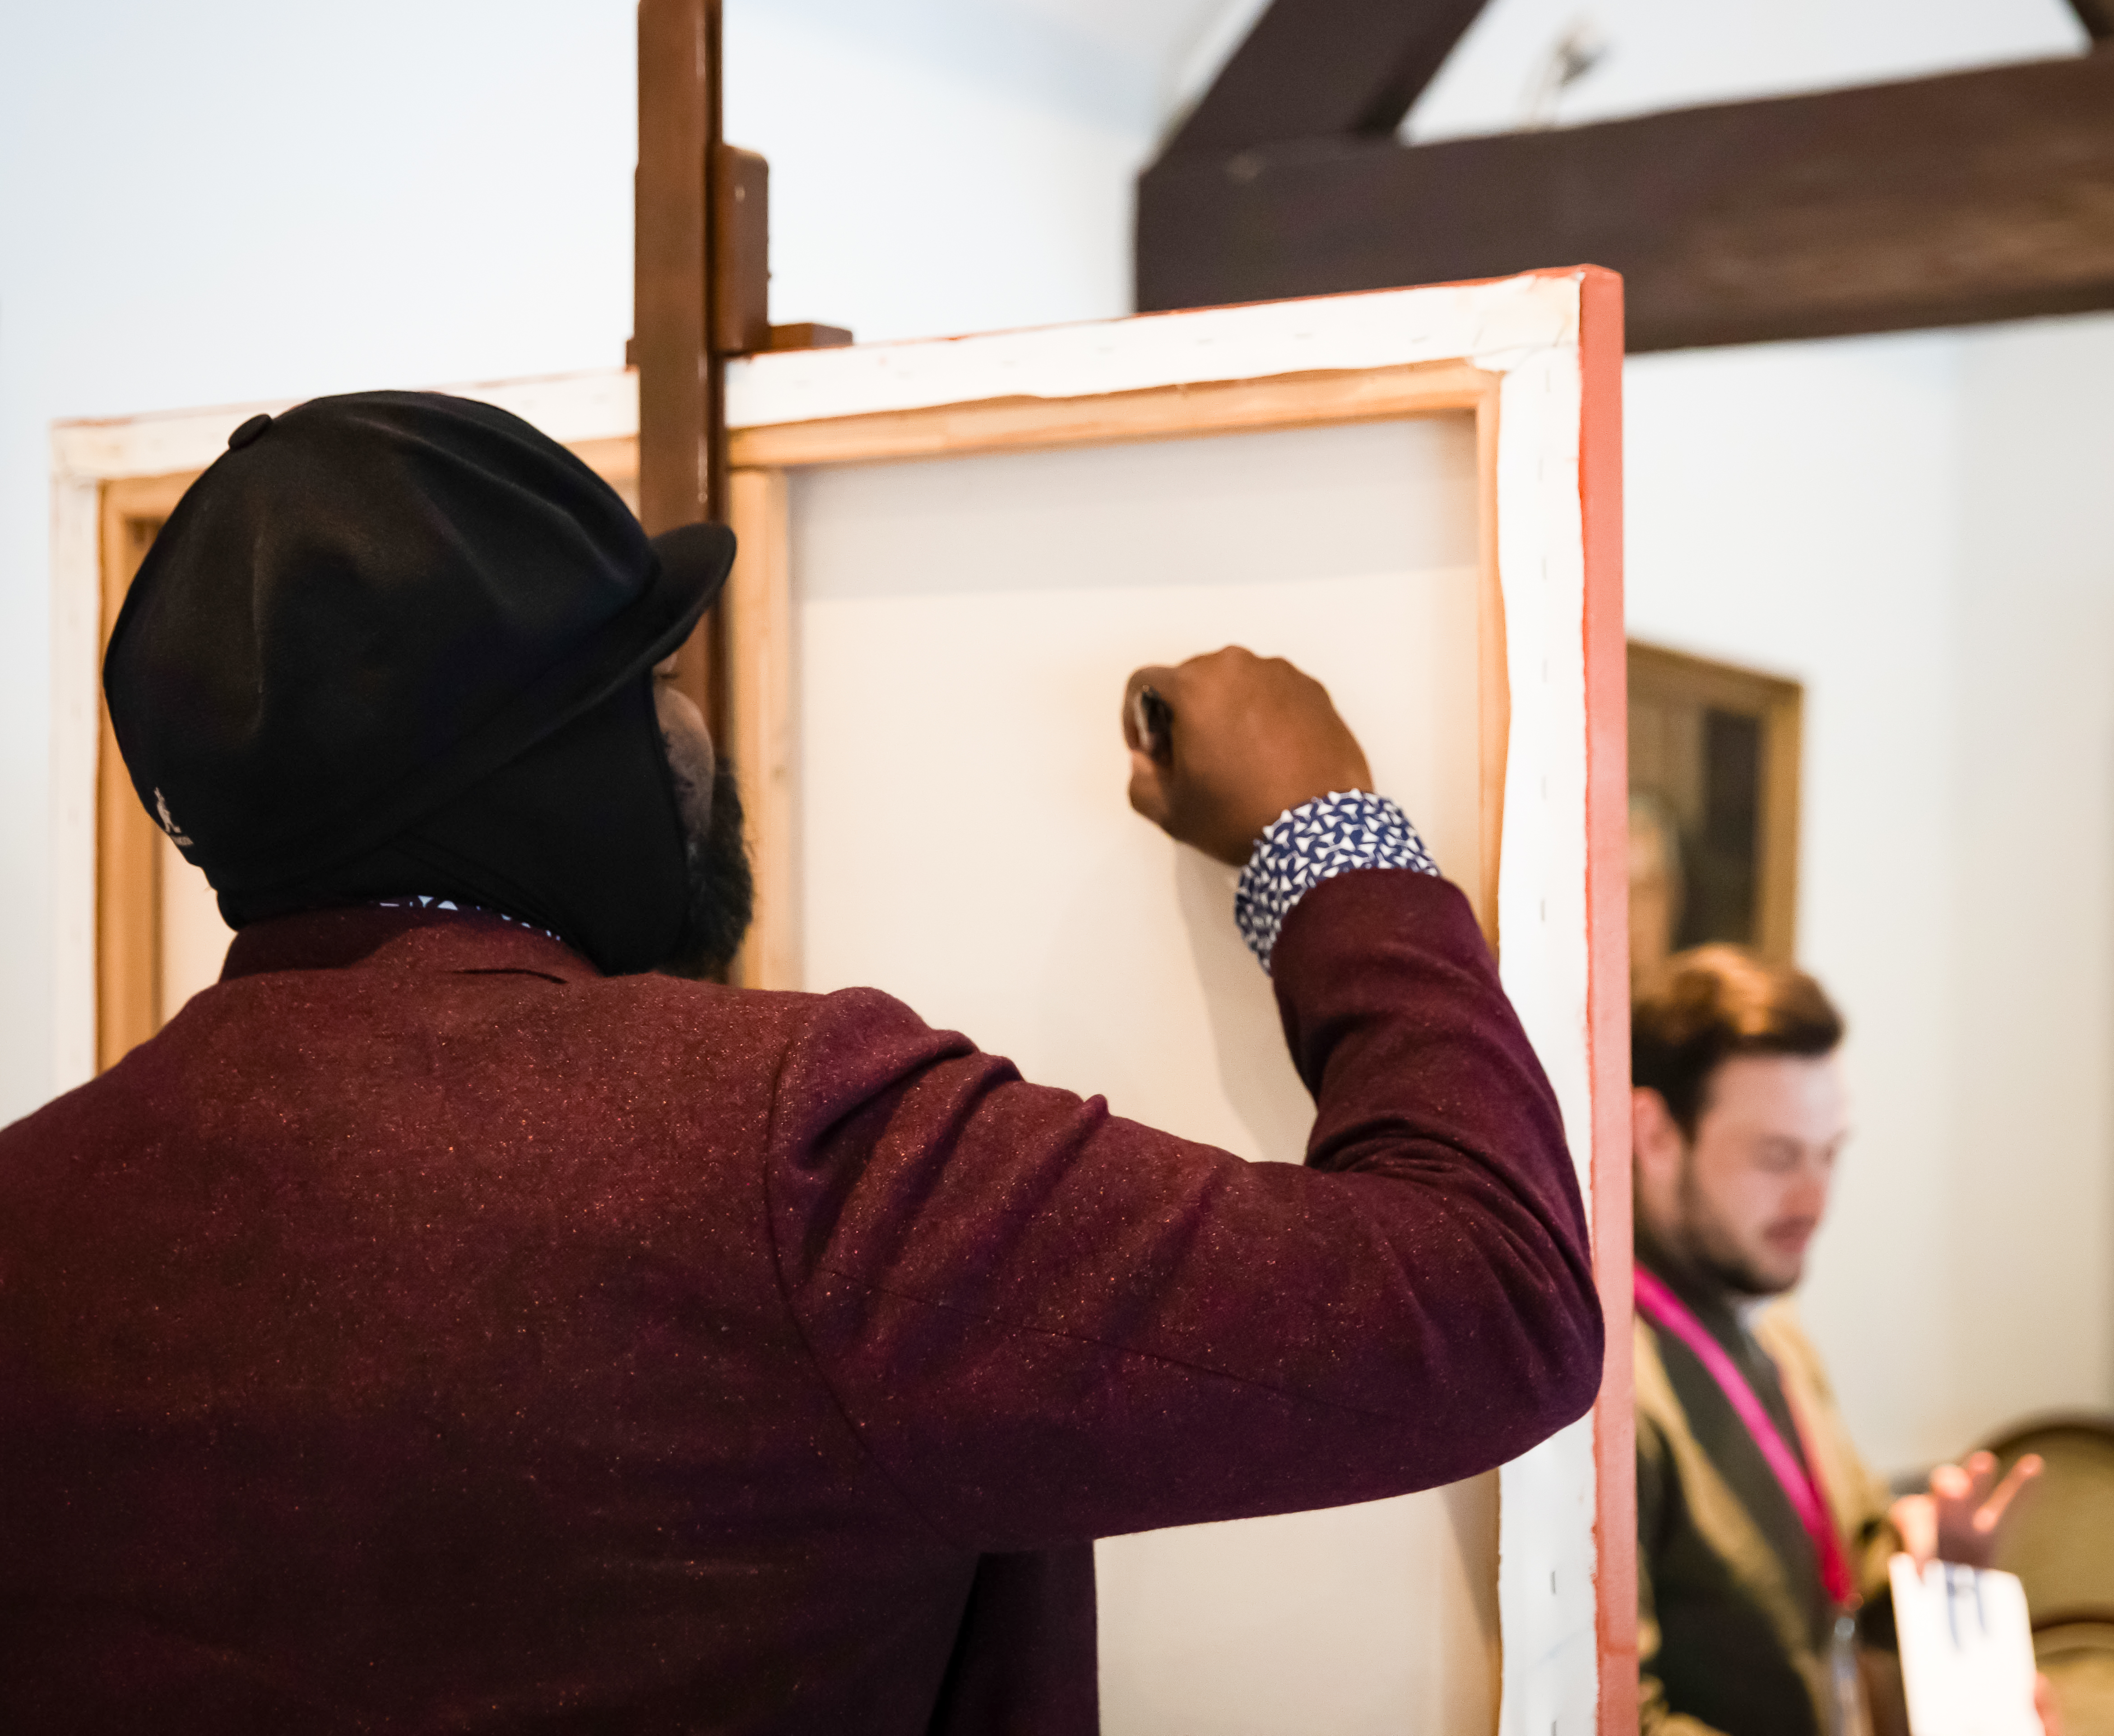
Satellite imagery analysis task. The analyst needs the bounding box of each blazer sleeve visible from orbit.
[761,868,1604,1551]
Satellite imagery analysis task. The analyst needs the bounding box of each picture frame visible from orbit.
[1626,641,1802,983]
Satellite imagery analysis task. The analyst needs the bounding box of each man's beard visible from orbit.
[1689,1243,1793,1300]
[657,761,755,980]
[1675,1163,1803,1299]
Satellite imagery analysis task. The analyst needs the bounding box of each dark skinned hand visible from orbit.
[1123,647,1373,866]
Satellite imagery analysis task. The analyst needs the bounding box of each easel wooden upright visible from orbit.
[632,0,844,740]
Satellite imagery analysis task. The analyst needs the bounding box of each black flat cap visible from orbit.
[103,390,734,893]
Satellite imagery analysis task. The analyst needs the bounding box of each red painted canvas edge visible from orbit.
[1563,263,1637,1735]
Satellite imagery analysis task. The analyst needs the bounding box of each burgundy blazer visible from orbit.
[0,868,1600,1734]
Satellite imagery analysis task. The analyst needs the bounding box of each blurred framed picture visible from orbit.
[1627,642,1802,987]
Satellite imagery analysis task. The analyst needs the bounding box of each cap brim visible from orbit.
[538,518,738,717]
[638,520,739,669]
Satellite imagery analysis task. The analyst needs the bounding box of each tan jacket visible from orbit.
[1638,1296,1896,1736]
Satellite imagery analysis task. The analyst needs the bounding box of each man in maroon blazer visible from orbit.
[0,392,1603,1734]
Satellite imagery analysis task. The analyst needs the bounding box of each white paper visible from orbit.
[1891,1555,2041,1736]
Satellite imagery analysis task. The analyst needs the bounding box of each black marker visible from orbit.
[1131,686,1174,766]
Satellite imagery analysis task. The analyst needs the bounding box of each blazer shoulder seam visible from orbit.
[757,1000,969,1551]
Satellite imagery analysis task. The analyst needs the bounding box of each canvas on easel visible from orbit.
[715,269,1631,1735]
[52,269,1630,1736]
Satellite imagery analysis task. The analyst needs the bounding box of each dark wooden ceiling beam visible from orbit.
[1162,0,1492,158]
[1137,51,2114,352]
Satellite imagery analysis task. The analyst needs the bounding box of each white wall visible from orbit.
[1625,335,1969,1471]
[1625,320,2114,1470]
[1947,320,2114,1451]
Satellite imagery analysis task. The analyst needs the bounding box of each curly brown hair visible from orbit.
[1631,945,1843,1135]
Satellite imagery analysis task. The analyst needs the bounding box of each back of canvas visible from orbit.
[787,413,1501,1734]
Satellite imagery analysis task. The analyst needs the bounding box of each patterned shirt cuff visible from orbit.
[1233,790,1438,972]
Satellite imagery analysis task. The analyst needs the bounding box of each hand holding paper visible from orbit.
[1890,1554,2055,1736]
[1891,1450,2043,1571]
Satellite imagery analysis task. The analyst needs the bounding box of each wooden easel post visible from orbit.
[634,0,846,989]
[636,0,734,736]
[634,0,830,740]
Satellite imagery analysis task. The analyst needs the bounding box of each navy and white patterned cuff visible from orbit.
[371,895,569,948]
[1233,791,1438,971]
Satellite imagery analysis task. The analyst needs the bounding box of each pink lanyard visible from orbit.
[1636,1267,1856,1606]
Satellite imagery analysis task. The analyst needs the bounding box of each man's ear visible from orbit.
[1632,1086,1687,1190]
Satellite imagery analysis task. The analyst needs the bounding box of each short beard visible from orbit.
[1690,1245,1791,1300]
[657,761,755,980]
[1675,1160,1796,1298]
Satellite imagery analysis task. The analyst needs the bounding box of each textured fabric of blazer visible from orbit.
[0,868,1600,1734]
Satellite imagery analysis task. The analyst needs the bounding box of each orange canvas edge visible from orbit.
[1565,264,1637,1734]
